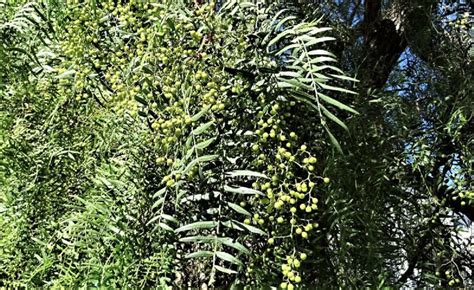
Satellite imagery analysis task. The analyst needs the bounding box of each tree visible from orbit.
[0,0,472,288]
[284,0,473,287]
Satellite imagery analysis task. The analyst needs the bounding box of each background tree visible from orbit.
[282,0,473,287]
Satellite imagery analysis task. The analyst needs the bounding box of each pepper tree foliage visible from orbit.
[0,0,359,288]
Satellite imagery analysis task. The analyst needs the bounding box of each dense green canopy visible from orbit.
[0,0,472,288]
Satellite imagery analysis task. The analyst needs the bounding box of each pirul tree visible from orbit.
[0,0,472,289]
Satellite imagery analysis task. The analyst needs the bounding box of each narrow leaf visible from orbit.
[195,137,216,150]
[226,170,269,179]
[274,15,297,33]
[267,29,293,49]
[325,127,343,154]
[319,93,358,114]
[152,197,165,209]
[329,74,359,82]
[277,71,302,78]
[275,43,300,56]
[321,106,349,132]
[183,154,219,174]
[214,265,238,274]
[158,223,174,232]
[160,214,179,224]
[307,49,336,57]
[233,221,266,235]
[224,185,264,196]
[180,235,216,243]
[227,202,251,216]
[220,239,250,254]
[216,251,243,266]
[319,82,357,95]
[192,121,214,135]
[305,36,336,46]
[152,187,166,199]
[185,251,214,259]
[191,105,210,122]
[175,221,217,233]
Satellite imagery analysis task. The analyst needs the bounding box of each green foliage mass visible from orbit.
[0,1,357,288]
[2,0,473,288]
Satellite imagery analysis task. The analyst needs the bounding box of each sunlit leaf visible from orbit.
[175,221,218,233]
[227,202,251,216]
